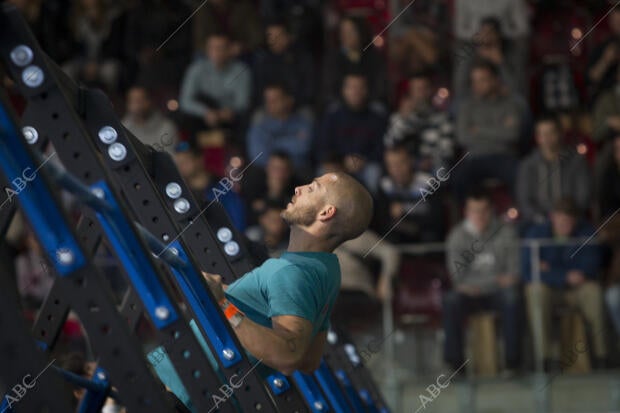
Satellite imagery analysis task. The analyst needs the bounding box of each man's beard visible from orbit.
[281,203,317,227]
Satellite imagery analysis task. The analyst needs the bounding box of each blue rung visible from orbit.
[335,369,367,412]
[166,241,242,368]
[293,371,331,413]
[314,360,355,413]
[89,181,178,330]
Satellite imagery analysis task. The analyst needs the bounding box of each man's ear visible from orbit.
[318,204,337,222]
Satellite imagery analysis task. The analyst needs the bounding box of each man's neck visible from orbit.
[287,227,334,253]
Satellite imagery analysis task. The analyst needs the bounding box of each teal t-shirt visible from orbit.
[225,251,341,337]
[147,251,341,410]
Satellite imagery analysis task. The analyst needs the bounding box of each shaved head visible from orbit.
[282,172,373,249]
[323,172,373,243]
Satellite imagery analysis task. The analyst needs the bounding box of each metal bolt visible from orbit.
[222,348,235,360]
[162,234,170,241]
[216,227,232,243]
[165,182,182,199]
[10,45,33,67]
[56,248,74,265]
[173,198,190,214]
[313,401,324,411]
[91,188,105,199]
[108,143,127,161]
[22,126,38,144]
[98,126,118,144]
[22,65,44,88]
[272,378,284,388]
[155,306,170,320]
[224,241,239,257]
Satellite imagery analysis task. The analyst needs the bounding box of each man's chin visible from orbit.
[280,209,292,224]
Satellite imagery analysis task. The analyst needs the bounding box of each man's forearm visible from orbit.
[231,316,307,374]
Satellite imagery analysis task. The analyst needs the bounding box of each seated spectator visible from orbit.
[376,145,444,243]
[178,32,251,138]
[322,16,388,106]
[122,86,179,154]
[454,59,523,202]
[124,0,192,89]
[62,0,121,94]
[191,0,262,56]
[443,188,521,374]
[173,143,247,231]
[454,0,529,43]
[317,73,387,193]
[594,136,620,342]
[338,230,400,301]
[384,72,455,173]
[243,151,302,226]
[592,65,620,143]
[246,84,314,174]
[516,114,590,226]
[453,0,529,96]
[332,230,401,327]
[246,200,289,258]
[388,0,450,79]
[454,17,521,100]
[253,19,316,108]
[259,0,325,57]
[522,198,608,369]
[588,6,620,101]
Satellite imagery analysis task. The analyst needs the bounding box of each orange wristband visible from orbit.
[220,299,242,319]
[220,298,245,328]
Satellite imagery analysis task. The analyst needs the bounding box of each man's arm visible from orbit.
[231,314,314,375]
[203,273,327,374]
[296,331,327,374]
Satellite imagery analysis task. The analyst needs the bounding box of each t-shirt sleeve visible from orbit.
[265,265,321,323]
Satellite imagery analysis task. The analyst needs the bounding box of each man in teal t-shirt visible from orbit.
[149,172,373,408]
[204,171,373,374]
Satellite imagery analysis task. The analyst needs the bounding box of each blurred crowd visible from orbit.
[4,0,620,388]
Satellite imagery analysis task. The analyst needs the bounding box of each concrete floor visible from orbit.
[352,326,620,413]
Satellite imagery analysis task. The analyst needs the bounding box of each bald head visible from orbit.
[281,172,373,250]
[323,172,373,244]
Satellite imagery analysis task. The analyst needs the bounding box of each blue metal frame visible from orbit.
[335,369,367,412]
[0,104,85,276]
[314,360,356,413]
[77,367,111,413]
[89,181,178,330]
[166,241,242,368]
[266,373,292,395]
[293,371,331,413]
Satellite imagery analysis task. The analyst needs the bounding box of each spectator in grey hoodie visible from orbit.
[443,188,521,374]
[516,115,590,226]
[453,59,524,202]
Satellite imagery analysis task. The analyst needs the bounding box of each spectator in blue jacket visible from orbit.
[316,73,387,193]
[246,84,314,175]
[521,198,607,369]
